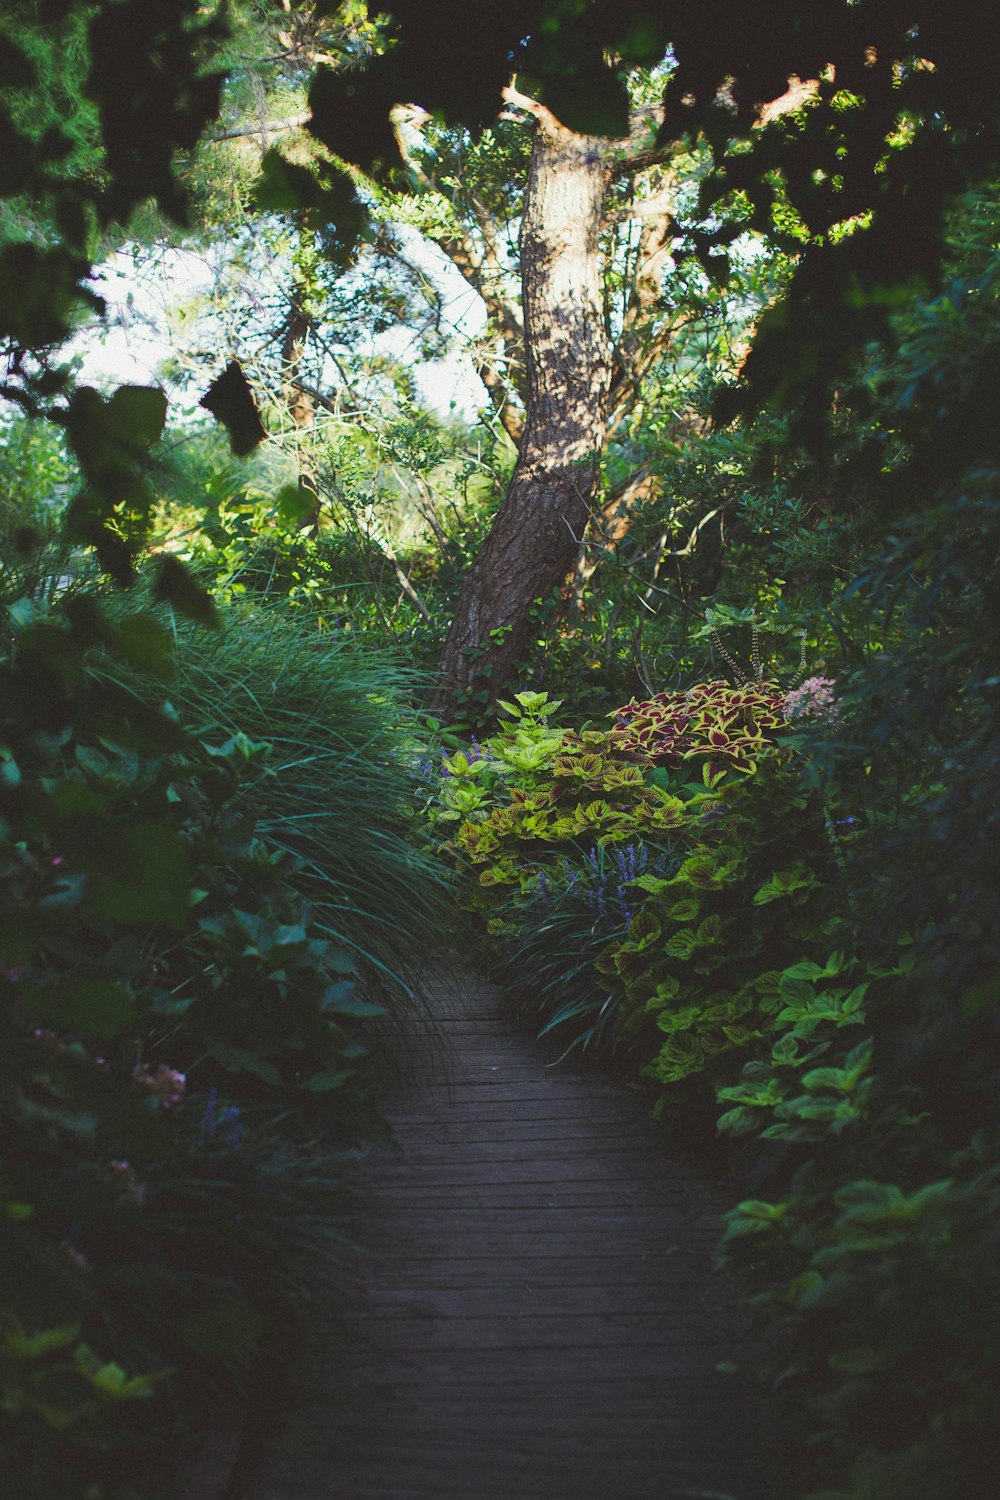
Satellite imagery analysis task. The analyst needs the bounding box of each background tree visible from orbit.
[101,19,738,712]
[295,0,999,705]
[410,84,689,713]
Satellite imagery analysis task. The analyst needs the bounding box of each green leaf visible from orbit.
[275,482,317,525]
[22,979,136,1039]
[154,554,220,628]
[255,150,323,212]
[0,753,21,787]
[106,384,167,448]
[734,1198,789,1221]
[771,1034,800,1065]
[626,909,662,945]
[89,821,191,930]
[0,242,99,347]
[254,152,365,264]
[115,611,175,680]
[828,1346,888,1374]
[753,861,820,905]
[65,384,165,479]
[326,949,359,977]
[208,1046,283,1086]
[538,69,630,137]
[781,960,828,981]
[307,64,398,173]
[299,1069,352,1091]
[319,982,384,1017]
[3,1322,81,1361]
[198,360,266,456]
[177,1299,265,1358]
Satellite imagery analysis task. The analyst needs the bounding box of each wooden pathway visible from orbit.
[249,976,765,1500]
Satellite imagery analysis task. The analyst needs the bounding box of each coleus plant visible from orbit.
[608,680,789,786]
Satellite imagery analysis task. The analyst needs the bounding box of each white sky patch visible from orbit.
[73,247,218,403]
[70,232,492,426]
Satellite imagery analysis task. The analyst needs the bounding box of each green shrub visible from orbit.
[1,576,447,1496]
[605,759,839,1090]
[435,686,838,1082]
[609,677,789,785]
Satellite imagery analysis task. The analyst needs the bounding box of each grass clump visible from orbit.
[103,601,455,1016]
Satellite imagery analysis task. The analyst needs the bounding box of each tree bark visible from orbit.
[430,104,613,716]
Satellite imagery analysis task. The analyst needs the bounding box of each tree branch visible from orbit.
[208,113,309,143]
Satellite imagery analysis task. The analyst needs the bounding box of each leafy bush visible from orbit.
[434,687,836,1081]
[492,839,681,1053]
[603,760,838,1089]
[1,573,447,1496]
[610,678,789,784]
[700,218,1000,1500]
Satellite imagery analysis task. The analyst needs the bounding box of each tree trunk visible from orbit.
[279,288,324,534]
[430,107,613,717]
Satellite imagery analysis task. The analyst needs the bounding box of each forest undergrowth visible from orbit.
[3,4,999,1497]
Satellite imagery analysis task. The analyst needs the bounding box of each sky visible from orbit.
[71,230,490,426]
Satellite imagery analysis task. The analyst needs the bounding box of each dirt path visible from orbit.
[248,975,765,1500]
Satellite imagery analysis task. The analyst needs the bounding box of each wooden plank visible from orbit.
[367,1144,666,1172]
[261,1449,744,1498]
[375,1122,657,1147]
[295,1376,747,1409]
[359,1256,701,1290]
[328,1320,734,1356]
[354,1209,724,1244]
[353,1161,691,1188]
[307,1344,730,1381]
[350,1283,713,1316]
[383,1099,636,1126]
[249,975,762,1500]
[351,1186,697,1209]
[280,1406,752,1438]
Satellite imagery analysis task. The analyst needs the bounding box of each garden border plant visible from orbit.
[1,563,453,1499]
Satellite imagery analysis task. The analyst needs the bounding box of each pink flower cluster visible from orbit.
[784,675,840,726]
[131,1063,187,1108]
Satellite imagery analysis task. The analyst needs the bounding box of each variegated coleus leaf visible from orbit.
[608,680,788,771]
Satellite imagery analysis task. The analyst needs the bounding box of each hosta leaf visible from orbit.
[208,1046,282,1086]
[300,1070,353,1091]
